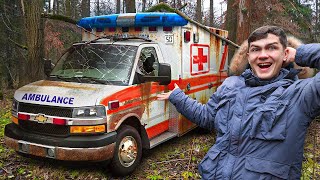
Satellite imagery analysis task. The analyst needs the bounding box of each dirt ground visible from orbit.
[1,94,320,180]
[0,91,215,180]
[0,126,215,180]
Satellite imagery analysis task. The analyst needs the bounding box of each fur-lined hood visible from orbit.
[229,36,315,79]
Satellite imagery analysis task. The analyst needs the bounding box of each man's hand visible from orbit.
[157,83,180,100]
[283,47,297,67]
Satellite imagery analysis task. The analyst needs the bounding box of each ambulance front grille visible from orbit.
[18,120,70,137]
[19,102,73,118]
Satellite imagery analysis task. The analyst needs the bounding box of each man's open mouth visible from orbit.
[258,63,272,69]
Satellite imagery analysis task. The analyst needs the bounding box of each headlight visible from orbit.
[72,105,106,118]
[12,99,19,112]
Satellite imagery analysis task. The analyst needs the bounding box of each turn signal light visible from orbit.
[70,125,105,134]
[12,116,18,124]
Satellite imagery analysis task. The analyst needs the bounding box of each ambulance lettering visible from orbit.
[21,93,74,105]
[190,44,210,75]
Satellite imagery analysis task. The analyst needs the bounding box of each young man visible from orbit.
[157,26,320,179]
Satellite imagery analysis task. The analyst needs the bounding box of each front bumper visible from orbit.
[4,123,117,161]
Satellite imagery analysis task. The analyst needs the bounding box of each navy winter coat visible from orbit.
[169,44,320,179]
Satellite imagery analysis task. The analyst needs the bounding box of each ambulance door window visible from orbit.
[133,47,159,84]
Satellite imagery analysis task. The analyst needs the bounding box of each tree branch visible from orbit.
[8,38,27,50]
[41,14,77,24]
[146,3,240,48]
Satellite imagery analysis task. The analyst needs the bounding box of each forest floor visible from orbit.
[0,93,320,180]
[0,95,215,180]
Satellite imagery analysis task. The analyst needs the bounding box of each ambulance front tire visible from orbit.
[110,125,142,176]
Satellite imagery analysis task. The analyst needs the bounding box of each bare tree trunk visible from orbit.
[226,0,238,64]
[96,0,100,15]
[236,0,251,44]
[81,0,90,17]
[116,0,121,13]
[142,0,146,12]
[316,0,319,37]
[125,0,135,13]
[53,0,57,14]
[65,0,71,17]
[196,0,202,23]
[20,0,45,86]
[71,0,78,19]
[47,0,51,13]
[209,0,213,27]
[56,0,60,14]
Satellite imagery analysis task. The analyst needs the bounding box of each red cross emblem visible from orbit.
[193,48,207,71]
[190,44,210,75]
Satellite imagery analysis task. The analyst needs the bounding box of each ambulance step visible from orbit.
[150,131,178,149]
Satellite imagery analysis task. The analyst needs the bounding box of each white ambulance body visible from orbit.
[4,12,228,175]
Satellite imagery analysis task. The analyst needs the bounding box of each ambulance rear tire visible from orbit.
[110,125,142,176]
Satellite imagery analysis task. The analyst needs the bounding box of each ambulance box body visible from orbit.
[4,13,228,176]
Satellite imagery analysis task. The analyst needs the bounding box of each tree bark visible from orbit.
[196,0,201,23]
[236,0,251,44]
[96,0,100,15]
[53,0,57,14]
[81,0,90,17]
[65,0,71,17]
[20,0,45,86]
[226,0,238,64]
[125,0,136,13]
[142,0,146,12]
[209,0,213,27]
[116,0,121,13]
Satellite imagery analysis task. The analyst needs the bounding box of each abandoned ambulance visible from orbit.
[4,12,229,175]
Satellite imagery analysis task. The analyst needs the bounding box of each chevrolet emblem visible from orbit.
[34,114,48,123]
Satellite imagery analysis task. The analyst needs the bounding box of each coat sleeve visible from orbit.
[295,44,320,118]
[168,84,223,130]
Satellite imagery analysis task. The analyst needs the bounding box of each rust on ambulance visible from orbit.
[4,12,229,176]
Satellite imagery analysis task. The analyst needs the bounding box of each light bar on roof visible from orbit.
[77,13,188,29]
[78,14,118,29]
[135,13,187,27]
[117,13,135,27]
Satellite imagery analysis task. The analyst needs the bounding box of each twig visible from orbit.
[1,167,9,174]
[187,138,195,171]
[156,158,189,164]
[146,3,240,48]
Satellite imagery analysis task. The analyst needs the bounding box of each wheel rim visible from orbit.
[118,135,138,167]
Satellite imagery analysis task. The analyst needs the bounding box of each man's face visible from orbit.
[247,34,288,80]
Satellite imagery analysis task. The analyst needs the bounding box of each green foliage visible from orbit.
[0,104,11,138]
[147,171,163,180]
[182,171,194,179]
[281,0,312,31]
[70,170,79,179]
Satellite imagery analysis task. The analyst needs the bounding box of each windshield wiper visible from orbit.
[49,75,72,81]
[78,76,108,84]
[49,75,109,84]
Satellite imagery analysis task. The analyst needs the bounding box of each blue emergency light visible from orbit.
[77,13,188,29]
[78,14,118,29]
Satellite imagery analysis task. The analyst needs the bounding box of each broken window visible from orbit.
[50,43,138,86]
[133,47,159,84]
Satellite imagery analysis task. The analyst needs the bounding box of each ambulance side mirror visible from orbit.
[143,63,171,85]
[158,63,171,85]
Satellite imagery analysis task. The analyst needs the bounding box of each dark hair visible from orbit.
[248,26,288,48]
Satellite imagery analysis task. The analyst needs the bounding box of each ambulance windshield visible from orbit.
[50,43,138,85]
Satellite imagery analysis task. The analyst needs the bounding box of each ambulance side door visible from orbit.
[131,44,170,139]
